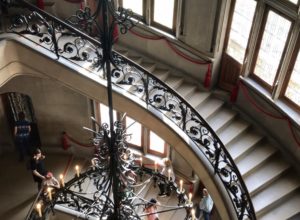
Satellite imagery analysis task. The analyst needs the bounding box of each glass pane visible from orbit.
[125,116,142,146]
[254,11,291,86]
[99,103,117,127]
[285,51,300,106]
[153,0,175,29]
[227,0,257,63]
[123,0,143,15]
[149,131,165,154]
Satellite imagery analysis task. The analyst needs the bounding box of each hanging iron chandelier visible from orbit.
[27,115,193,220]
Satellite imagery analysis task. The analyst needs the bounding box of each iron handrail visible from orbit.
[24,187,43,220]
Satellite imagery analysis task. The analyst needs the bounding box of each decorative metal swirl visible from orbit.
[1,1,256,219]
[25,119,191,220]
[7,10,104,71]
[66,2,136,36]
[64,0,136,70]
[66,7,96,36]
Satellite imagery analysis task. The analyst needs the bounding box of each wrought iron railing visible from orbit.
[0,1,256,219]
[25,188,44,220]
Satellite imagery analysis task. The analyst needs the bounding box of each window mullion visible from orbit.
[243,0,266,76]
[143,126,148,154]
[145,0,151,25]
[265,0,298,19]
[175,0,183,38]
[274,20,300,99]
[115,0,120,9]
[94,102,100,125]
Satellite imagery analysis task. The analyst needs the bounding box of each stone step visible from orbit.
[171,207,188,220]
[195,98,224,119]
[287,212,300,220]
[163,75,183,90]
[244,155,290,196]
[217,118,250,146]
[157,192,179,220]
[206,107,237,133]
[152,68,170,81]
[253,173,300,216]
[175,82,197,99]
[127,55,143,65]
[143,180,160,202]
[115,49,129,57]
[140,61,156,73]
[226,130,264,161]
[258,190,300,220]
[186,90,211,109]
[133,175,155,215]
[236,142,277,176]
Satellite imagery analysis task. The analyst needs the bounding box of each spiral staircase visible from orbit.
[0,4,300,219]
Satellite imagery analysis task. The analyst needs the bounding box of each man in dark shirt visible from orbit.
[30,148,47,191]
[14,111,31,161]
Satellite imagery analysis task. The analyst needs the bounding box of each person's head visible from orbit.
[33,148,42,157]
[46,172,53,179]
[18,112,25,121]
[203,188,208,197]
[162,158,172,167]
[147,198,157,208]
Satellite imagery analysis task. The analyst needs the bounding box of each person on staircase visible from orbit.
[43,171,60,189]
[30,148,47,191]
[145,198,159,220]
[14,111,31,161]
[42,171,60,199]
[196,188,214,220]
[158,158,175,197]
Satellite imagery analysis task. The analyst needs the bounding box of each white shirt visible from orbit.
[161,165,175,181]
[199,195,214,213]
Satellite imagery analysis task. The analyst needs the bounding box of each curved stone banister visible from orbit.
[0,1,255,219]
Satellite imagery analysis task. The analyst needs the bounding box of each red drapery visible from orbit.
[36,0,45,10]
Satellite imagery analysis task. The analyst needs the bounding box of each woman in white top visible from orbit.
[198,188,214,220]
[158,158,175,197]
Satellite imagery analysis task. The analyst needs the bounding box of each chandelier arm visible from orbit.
[90,116,102,129]
[100,167,115,218]
[129,176,152,188]
[139,206,189,217]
